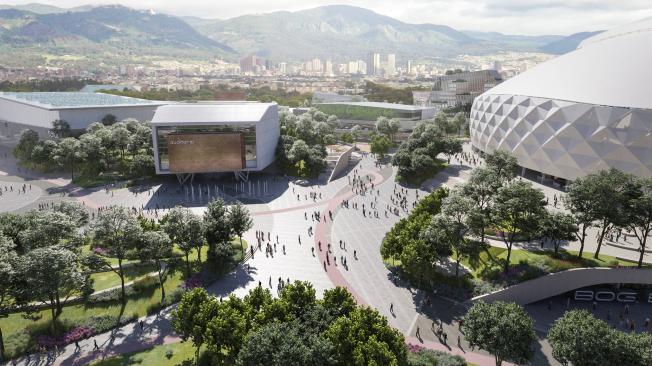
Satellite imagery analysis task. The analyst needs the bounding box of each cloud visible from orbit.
[1,0,650,35]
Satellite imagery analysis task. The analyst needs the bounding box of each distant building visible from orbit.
[315,101,436,131]
[278,62,287,75]
[79,84,136,93]
[386,54,396,76]
[311,92,367,104]
[367,53,381,76]
[240,54,259,74]
[413,70,503,110]
[0,92,164,145]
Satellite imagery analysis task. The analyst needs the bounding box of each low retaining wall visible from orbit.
[471,267,652,305]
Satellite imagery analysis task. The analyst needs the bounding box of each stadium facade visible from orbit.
[0,92,163,145]
[150,102,279,176]
[470,18,652,183]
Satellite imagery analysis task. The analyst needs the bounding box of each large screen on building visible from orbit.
[168,133,245,173]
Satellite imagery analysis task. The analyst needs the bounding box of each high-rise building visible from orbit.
[278,62,287,75]
[239,54,258,74]
[407,60,413,75]
[386,54,396,76]
[311,58,323,74]
[325,60,333,76]
[358,60,367,75]
[367,53,380,76]
[347,61,358,74]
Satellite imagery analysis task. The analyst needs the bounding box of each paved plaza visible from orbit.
[2,142,651,366]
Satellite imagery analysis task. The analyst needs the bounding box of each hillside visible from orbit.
[539,31,604,54]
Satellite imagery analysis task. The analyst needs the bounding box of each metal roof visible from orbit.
[150,102,277,125]
[0,92,163,109]
[482,18,652,110]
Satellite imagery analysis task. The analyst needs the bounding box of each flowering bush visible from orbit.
[182,274,202,290]
[92,247,109,256]
[36,326,95,347]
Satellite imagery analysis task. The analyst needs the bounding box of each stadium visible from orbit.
[470,18,652,183]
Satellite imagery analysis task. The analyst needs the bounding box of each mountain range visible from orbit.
[0,3,602,68]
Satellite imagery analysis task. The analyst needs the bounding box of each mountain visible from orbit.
[462,31,564,50]
[539,31,604,54]
[188,5,560,61]
[0,5,233,68]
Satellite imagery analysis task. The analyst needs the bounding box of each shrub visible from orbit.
[4,331,33,358]
[408,348,466,366]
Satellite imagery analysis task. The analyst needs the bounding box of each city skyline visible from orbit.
[1,0,650,35]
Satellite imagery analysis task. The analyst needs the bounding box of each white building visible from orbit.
[386,54,396,76]
[151,102,279,176]
[470,17,652,182]
[0,92,163,145]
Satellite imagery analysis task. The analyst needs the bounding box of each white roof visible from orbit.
[482,18,652,110]
[151,102,276,125]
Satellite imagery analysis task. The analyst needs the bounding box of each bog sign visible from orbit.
[574,290,652,303]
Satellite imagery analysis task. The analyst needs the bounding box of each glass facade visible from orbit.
[156,124,257,171]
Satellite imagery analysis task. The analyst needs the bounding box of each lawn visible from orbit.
[89,341,196,366]
[460,246,641,279]
[90,263,157,292]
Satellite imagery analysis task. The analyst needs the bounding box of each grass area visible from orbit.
[90,264,157,292]
[460,246,641,279]
[89,341,196,366]
[2,239,247,360]
[397,160,448,187]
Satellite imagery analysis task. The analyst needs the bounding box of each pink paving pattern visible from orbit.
[405,337,516,366]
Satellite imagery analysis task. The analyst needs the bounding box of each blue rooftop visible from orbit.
[0,92,163,109]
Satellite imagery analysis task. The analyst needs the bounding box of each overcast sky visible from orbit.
[2,0,651,35]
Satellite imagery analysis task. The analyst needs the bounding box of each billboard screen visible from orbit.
[168,133,244,173]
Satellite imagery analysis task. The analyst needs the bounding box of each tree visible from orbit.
[163,206,202,271]
[547,309,615,366]
[370,134,392,159]
[229,202,253,258]
[491,180,546,272]
[484,150,518,181]
[0,235,16,361]
[566,168,635,259]
[236,322,333,366]
[624,177,652,268]
[16,246,89,332]
[538,211,578,255]
[13,129,39,162]
[321,286,356,319]
[451,112,467,136]
[325,306,408,366]
[171,288,212,361]
[203,198,233,262]
[205,296,249,364]
[18,210,78,251]
[441,138,462,164]
[139,230,173,303]
[89,207,143,302]
[564,179,597,258]
[464,301,535,366]
[51,119,70,138]
[462,167,501,249]
[279,281,317,319]
[52,137,81,179]
[101,113,117,126]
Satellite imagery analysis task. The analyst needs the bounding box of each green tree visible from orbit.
[325,306,407,366]
[53,137,81,179]
[547,309,615,366]
[279,281,317,318]
[451,112,467,136]
[462,167,501,249]
[321,286,357,319]
[624,177,652,268]
[205,296,249,364]
[162,206,199,272]
[88,207,143,302]
[13,129,39,162]
[139,230,173,303]
[101,113,117,126]
[464,301,535,366]
[567,168,635,258]
[51,119,70,138]
[203,198,233,262]
[16,246,90,332]
[18,210,78,251]
[0,235,17,361]
[484,150,518,181]
[491,180,546,272]
[171,288,212,361]
[538,211,578,255]
[229,201,253,258]
[370,134,392,159]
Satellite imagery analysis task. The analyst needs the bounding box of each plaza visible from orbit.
[1,137,651,366]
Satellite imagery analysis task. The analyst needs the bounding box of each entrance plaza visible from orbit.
[1,142,651,366]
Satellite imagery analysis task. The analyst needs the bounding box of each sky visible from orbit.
[1,0,652,35]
